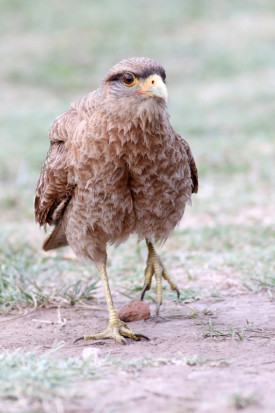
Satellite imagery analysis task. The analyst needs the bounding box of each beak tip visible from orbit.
[136,75,168,102]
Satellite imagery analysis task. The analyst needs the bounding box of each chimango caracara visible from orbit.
[35,57,198,344]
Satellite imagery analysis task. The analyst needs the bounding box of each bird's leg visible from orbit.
[141,239,180,317]
[74,263,149,345]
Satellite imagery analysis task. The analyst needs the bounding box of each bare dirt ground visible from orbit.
[1,290,274,413]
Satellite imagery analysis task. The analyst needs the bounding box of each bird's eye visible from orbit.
[123,72,135,86]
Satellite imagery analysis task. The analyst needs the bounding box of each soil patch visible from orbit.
[1,292,274,412]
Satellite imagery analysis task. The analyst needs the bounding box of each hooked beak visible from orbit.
[136,74,168,103]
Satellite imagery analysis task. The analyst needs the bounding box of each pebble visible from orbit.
[82,347,102,360]
[118,299,150,322]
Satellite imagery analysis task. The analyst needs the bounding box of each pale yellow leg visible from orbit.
[141,239,180,317]
[74,263,149,345]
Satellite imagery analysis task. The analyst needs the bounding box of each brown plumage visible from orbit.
[35,57,198,344]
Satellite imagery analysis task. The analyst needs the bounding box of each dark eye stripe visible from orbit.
[107,67,166,83]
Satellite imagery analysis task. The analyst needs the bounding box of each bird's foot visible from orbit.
[141,240,180,317]
[74,319,149,345]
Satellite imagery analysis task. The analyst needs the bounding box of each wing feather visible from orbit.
[178,134,198,193]
[34,108,78,228]
[34,142,74,226]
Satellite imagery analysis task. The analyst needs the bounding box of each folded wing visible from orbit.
[34,108,77,250]
[178,134,198,194]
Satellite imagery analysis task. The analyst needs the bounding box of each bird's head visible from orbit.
[100,57,168,113]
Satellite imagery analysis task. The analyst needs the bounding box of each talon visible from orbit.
[155,302,161,318]
[175,287,180,300]
[142,239,180,318]
[120,336,128,345]
[136,333,150,341]
[74,264,149,346]
[140,283,149,301]
[76,319,148,345]
[74,336,84,344]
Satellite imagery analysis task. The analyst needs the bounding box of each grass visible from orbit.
[203,318,244,341]
[203,318,271,341]
[231,392,259,410]
[0,345,219,413]
[0,234,98,313]
[0,345,98,413]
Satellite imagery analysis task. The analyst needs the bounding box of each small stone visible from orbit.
[82,347,102,360]
[118,299,150,322]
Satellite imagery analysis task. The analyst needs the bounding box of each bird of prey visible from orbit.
[35,57,198,344]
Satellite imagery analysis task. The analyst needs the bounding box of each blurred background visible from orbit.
[0,0,274,307]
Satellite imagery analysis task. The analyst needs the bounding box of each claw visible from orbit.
[74,320,149,345]
[142,239,180,317]
[136,333,150,341]
[120,336,128,345]
[74,336,84,344]
[175,287,180,300]
[155,302,161,319]
[120,326,150,342]
[140,283,149,301]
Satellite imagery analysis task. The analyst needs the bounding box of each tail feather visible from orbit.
[43,223,68,251]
